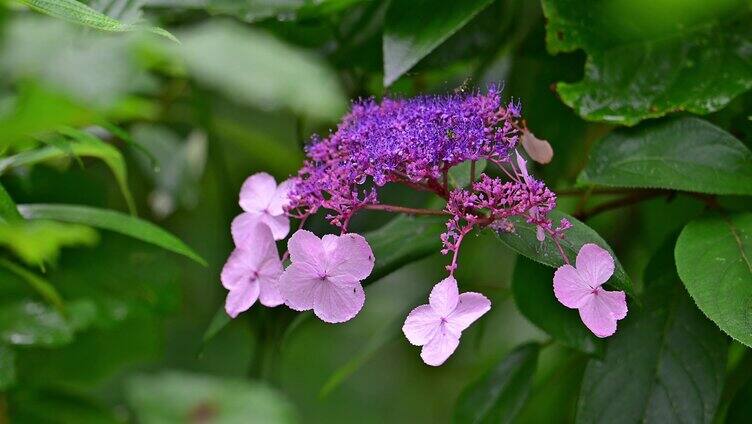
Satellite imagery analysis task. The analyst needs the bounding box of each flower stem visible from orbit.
[362,203,449,216]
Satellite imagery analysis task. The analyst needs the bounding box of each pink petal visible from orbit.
[221,237,272,290]
[420,326,460,366]
[521,129,553,164]
[259,213,290,241]
[239,172,277,212]
[267,179,292,216]
[402,304,441,346]
[231,212,261,246]
[553,264,594,309]
[326,233,375,281]
[278,262,321,312]
[313,278,365,323]
[429,276,459,317]
[515,150,531,184]
[576,243,615,287]
[287,230,326,274]
[225,281,260,318]
[258,276,284,307]
[578,288,626,338]
[446,292,491,334]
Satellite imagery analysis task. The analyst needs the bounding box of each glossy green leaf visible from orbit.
[496,210,633,295]
[383,0,494,86]
[177,21,346,121]
[0,128,137,214]
[453,343,539,424]
[18,204,206,265]
[448,159,487,189]
[19,0,177,41]
[579,117,752,195]
[0,344,16,390]
[577,243,728,424]
[126,371,297,423]
[0,301,74,347]
[675,213,752,346]
[542,0,752,125]
[0,220,98,266]
[512,257,601,354]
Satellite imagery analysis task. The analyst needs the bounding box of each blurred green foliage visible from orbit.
[0,0,750,423]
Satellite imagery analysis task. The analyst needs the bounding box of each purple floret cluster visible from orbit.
[286,86,522,228]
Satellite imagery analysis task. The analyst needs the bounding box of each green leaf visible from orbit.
[364,214,446,284]
[18,0,177,41]
[453,343,540,423]
[0,128,137,214]
[383,0,494,86]
[542,0,752,125]
[18,204,206,265]
[0,183,23,224]
[0,344,16,390]
[448,159,487,189]
[126,371,297,423]
[0,301,74,347]
[675,213,752,346]
[203,0,368,22]
[512,257,601,354]
[578,117,752,195]
[0,220,98,266]
[577,242,728,424]
[8,389,120,424]
[0,258,65,310]
[496,210,633,295]
[177,21,346,121]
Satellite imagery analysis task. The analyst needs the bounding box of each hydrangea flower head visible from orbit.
[232,172,291,242]
[402,276,491,366]
[553,243,627,337]
[221,222,284,318]
[278,230,374,323]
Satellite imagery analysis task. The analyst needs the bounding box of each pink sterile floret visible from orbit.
[221,222,285,318]
[278,229,375,323]
[232,172,292,243]
[553,243,628,337]
[402,276,491,366]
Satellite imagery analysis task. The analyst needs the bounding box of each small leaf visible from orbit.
[675,212,752,346]
[579,117,752,195]
[177,21,346,121]
[0,258,65,310]
[0,220,98,266]
[0,301,74,347]
[0,128,137,214]
[577,242,728,424]
[453,343,539,424]
[126,371,297,423]
[496,210,633,295]
[19,0,177,41]
[513,257,602,354]
[448,159,487,189]
[0,344,16,390]
[0,183,23,224]
[383,0,494,86]
[18,204,206,265]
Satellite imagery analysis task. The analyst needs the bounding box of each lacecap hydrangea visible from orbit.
[221,87,627,366]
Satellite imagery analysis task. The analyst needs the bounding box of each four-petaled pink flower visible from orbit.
[232,172,292,243]
[402,276,491,366]
[278,230,374,323]
[221,222,284,318]
[553,243,627,338]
